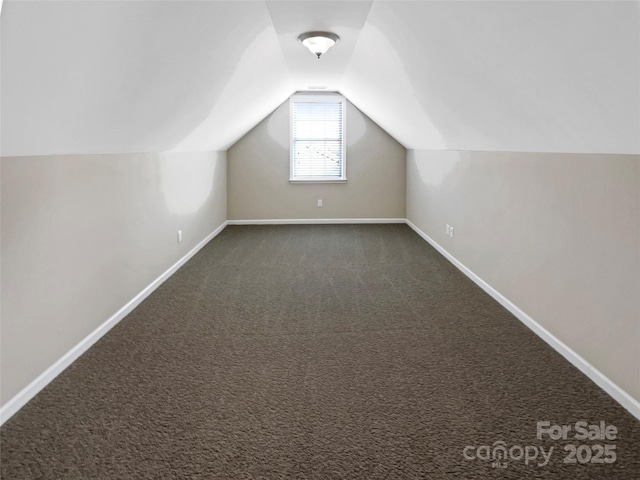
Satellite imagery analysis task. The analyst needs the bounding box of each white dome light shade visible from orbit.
[298,31,340,59]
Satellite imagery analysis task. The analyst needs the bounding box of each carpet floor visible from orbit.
[1,224,639,479]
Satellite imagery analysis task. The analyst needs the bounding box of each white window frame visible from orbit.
[289,93,346,183]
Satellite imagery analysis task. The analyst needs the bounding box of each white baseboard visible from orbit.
[4,219,638,425]
[227,218,406,225]
[405,219,640,421]
[0,221,229,426]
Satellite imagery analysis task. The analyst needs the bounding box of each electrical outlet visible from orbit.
[317,199,323,208]
[449,227,454,238]
[177,230,183,243]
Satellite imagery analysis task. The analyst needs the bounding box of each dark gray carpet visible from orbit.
[1,224,639,479]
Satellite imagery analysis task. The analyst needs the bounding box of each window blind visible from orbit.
[292,100,344,179]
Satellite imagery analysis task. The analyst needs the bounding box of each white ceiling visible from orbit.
[1,0,638,157]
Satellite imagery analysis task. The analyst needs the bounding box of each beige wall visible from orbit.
[228,99,406,220]
[407,150,640,402]
[0,151,227,404]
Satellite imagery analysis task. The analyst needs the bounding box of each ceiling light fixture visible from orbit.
[298,31,340,59]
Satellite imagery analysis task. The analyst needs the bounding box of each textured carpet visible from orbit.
[1,224,639,479]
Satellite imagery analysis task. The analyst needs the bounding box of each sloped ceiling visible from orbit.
[1,0,638,157]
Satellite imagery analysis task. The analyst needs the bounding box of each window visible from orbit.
[290,93,346,182]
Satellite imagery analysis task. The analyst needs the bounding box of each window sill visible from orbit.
[289,178,347,184]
